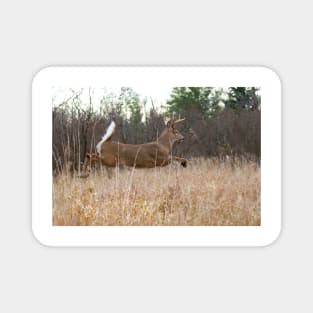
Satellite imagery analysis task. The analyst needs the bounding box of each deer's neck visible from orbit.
[157,131,173,152]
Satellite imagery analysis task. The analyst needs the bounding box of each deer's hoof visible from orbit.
[181,160,187,168]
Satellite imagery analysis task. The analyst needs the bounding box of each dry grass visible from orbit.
[53,158,260,226]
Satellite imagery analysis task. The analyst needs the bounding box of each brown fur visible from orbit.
[81,119,187,177]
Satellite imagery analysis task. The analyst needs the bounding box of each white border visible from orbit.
[32,67,281,247]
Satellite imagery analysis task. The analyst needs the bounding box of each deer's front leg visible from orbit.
[160,158,172,167]
[173,156,188,167]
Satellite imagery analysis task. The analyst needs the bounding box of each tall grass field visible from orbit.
[53,158,260,226]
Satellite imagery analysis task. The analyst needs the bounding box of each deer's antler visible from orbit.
[173,118,185,124]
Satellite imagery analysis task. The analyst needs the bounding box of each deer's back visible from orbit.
[100,141,169,167]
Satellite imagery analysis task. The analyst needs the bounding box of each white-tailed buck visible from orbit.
[81,118,187,177]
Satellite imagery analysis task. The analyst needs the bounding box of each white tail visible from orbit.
[96,121,116,154]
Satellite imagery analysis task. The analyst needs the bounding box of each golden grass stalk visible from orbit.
[53,158,260,226]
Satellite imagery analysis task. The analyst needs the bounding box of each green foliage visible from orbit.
[166,87,222,116]
[129,101,142,129]
[120,87,143,129]
[167,87,211,111]
[166,87,261,116]
[225,87,260,110]
[99,87,143,128]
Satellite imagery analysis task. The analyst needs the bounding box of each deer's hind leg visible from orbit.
[80,153,100,178]
[98,164,114,179]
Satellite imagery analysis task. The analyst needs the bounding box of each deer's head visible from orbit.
[162,118,185,146]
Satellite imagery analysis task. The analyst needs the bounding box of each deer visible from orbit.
[80,118,187,178]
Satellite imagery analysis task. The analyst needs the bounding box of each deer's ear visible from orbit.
[164,117,172,128]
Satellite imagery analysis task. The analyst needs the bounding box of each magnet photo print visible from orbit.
[32,67,281,246]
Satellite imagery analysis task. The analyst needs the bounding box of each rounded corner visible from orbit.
[258,66,282,88]
[261,224,282,247]
[32,66,55,88]
[31,225,53,248]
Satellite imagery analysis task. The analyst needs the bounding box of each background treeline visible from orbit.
[53,87,260,174]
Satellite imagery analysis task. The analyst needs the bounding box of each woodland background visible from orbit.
[52,87,261,174]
